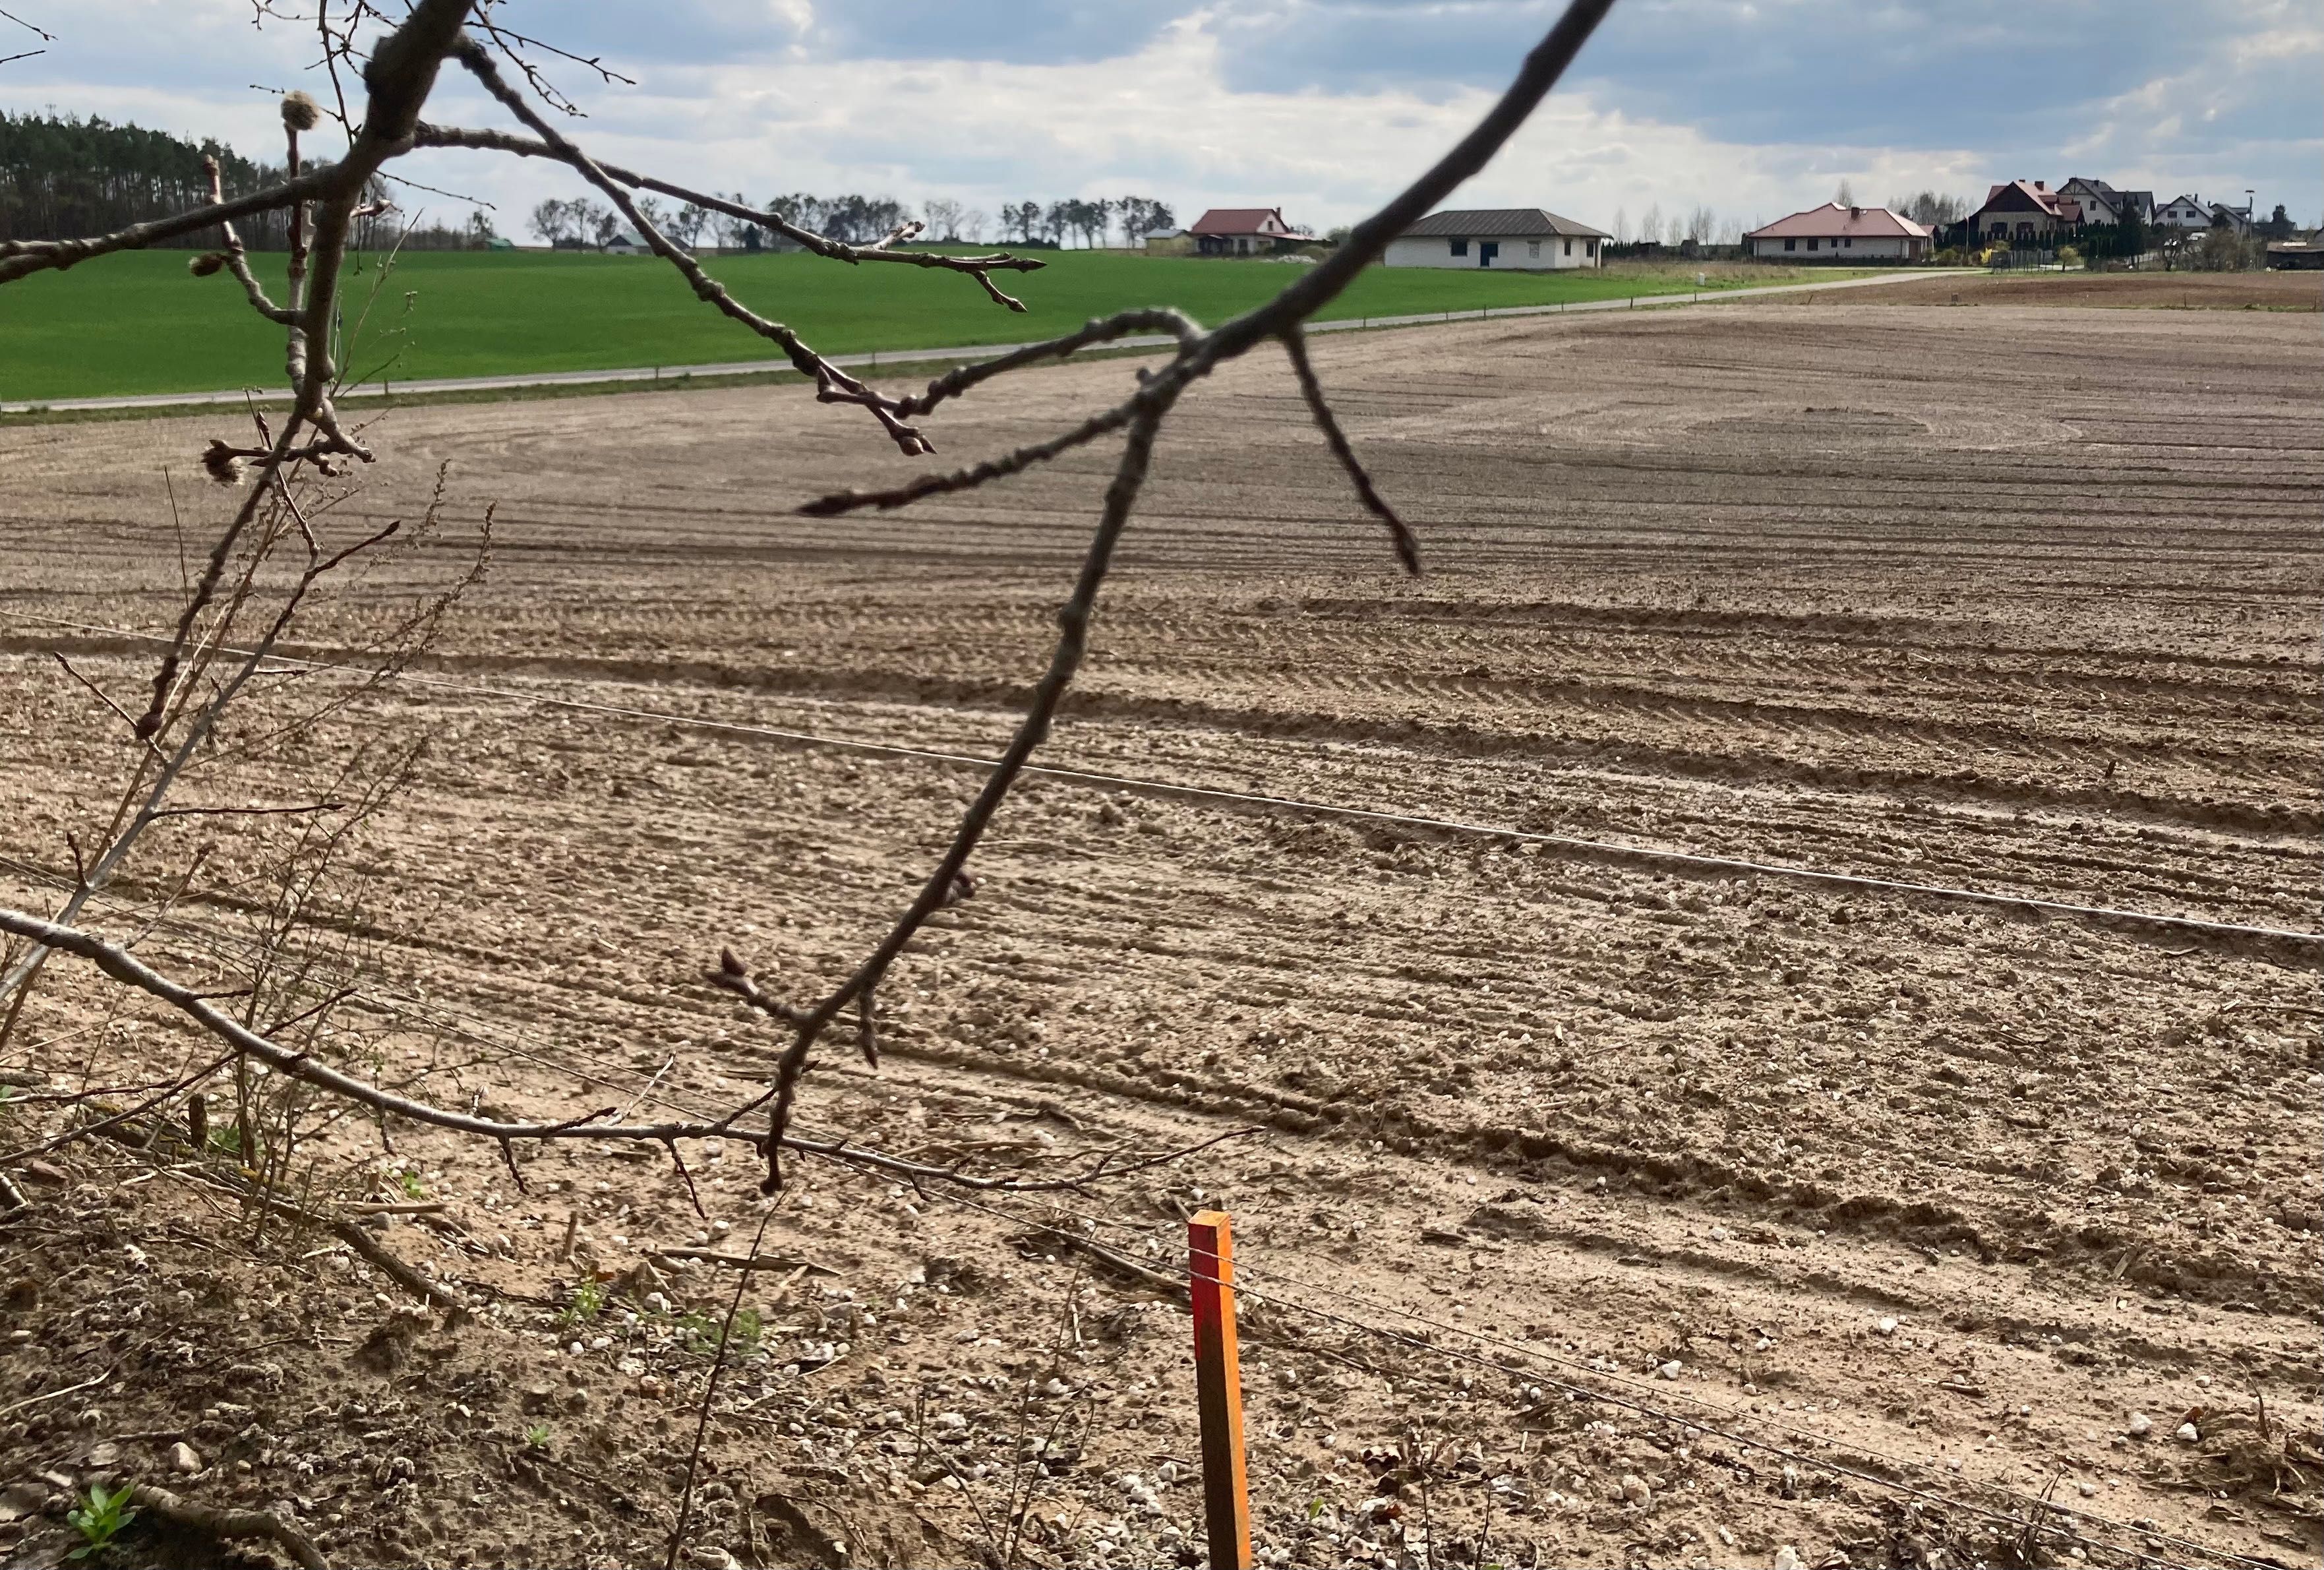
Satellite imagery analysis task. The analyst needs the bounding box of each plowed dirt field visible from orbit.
[3,296,2318,1570]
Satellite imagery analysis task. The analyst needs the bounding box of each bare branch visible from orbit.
[448,44,939,455]
[123,1485,326,1570]
[411,121,1048,308]
[0,905,1246,1194]
[50,653,156,748]
[194,153,300,327]
[741,392,1177,1188]
[889,307,1203,420]
[798,400,1136,516]
[146,800,348,822]
[1280,326,1420,573]
[0,168,340,284]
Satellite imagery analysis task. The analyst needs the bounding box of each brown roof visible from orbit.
[1188,207,1308,237]
[1975,180,2066,219]
[1744,202,1930,241]
[1400,207,1609,239]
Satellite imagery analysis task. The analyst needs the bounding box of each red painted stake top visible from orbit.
[1189,1209,1254,1570]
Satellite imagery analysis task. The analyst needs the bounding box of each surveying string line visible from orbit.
[8,609,2316,949]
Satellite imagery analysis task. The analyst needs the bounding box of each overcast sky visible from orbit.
[8,1,2318,237]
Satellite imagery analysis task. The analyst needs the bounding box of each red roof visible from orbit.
[1188,206,1310,238]
[1744,202,1931,241]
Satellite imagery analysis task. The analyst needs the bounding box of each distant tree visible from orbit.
[585,200,622,248]
[1112,196,1175,243]
[527,197,569,245]
[1638,202,1661,248]
[720,193,763,251]
[0,109,291,249]
[669,201,708,251]
[959,206,989,243]
[2190,227,2260,271]
[1683,204,1715,243]
[1003,200,1043,243]
[632,195,666,241]
[1611,205,1626,244]
[465,208,497,247]
[1835,177,1856,206]
[1042,200,1075,246]
[921,196,963,241]
[2258,203,2294,241]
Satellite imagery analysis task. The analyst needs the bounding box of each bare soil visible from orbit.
[1845,270,2322,311]
[1,300,2318,1570]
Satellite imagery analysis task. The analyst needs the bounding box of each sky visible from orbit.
[6,1,2318,240]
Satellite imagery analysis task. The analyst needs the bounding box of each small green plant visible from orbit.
[396,1169,426,1200]
[524,1423,551,1450]
[556,1277,605,1329]
[67,1481,139,1560]
[678,1306,762,1358]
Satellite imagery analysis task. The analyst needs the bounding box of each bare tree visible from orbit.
[1,0,1621,1197]
[922,195,964,242]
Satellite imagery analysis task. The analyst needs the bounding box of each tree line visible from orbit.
[528,192,1176,251]
[1,111,495,250]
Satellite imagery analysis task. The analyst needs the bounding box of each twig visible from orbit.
[0,906,1241,1195]
[148,800,348,821]
[1281,325,1419,573]
[448,42,937,456]
[125,1483,328,1570]
[410,121,1046,309]
[665,1200,783,1570]
[0,1368,110,1419]
[651,1246,835,1277]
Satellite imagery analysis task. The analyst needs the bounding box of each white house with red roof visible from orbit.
[1744,203,1932,262]
[1187,207,1314,257]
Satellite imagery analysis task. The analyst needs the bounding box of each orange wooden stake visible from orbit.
[1189,1209,1254,1570]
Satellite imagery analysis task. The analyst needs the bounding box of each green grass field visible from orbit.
[0,247,1870,402]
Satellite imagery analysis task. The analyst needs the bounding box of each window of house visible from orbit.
[1450,238,1468,257]
[1528,241,1541,258]
[1806,237,1819,251]
[1843,237,1853,247]
[1563,239,1572,256]
[1783,237,1796,251]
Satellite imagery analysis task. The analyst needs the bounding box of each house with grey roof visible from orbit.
[1385,208,1608,270]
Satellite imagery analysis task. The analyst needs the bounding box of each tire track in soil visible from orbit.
[4,299,2319,1567]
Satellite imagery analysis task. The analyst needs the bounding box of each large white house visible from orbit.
[1745,202,1931,261]
[1385,208,1607,270]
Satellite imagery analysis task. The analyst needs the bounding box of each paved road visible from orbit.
[4,268,1948,414]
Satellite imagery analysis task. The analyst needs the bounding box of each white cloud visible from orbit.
[8,1,2315,237]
